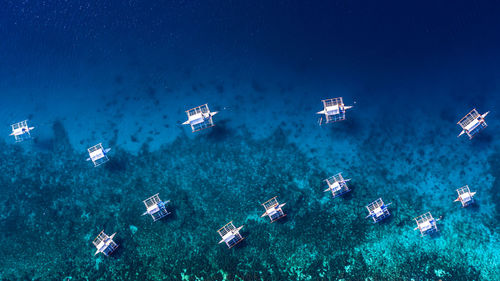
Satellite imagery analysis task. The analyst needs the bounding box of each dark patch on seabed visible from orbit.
[0,121,486,281]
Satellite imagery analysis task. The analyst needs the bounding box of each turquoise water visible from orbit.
[0,1,499,280]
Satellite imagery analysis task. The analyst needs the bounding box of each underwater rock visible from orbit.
[52,120,71,153]
[129,225,138,235]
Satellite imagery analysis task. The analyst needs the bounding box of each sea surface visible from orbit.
[0,1,499,280]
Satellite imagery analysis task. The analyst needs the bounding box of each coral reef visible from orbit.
[0,119,498,280]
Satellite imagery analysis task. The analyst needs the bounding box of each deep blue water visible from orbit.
[0,1,499,280]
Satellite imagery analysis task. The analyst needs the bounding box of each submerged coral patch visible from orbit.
[0,121,497,280]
